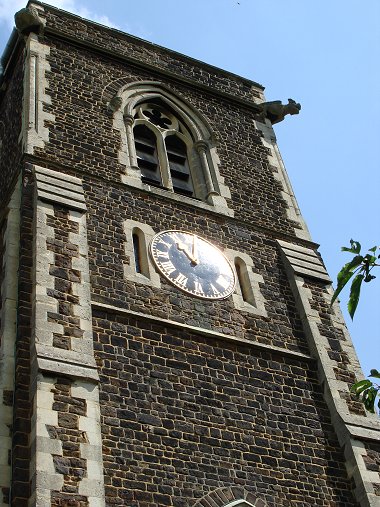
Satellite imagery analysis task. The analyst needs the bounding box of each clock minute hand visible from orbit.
[176,241,199,265]
[192,234,198,264]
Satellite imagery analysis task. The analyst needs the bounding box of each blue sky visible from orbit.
[1,0,379,376]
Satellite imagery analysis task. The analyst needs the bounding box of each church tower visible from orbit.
[1,2,380,506]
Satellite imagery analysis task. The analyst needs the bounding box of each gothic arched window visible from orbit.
[132,101,195,197]
[111,82,233,216]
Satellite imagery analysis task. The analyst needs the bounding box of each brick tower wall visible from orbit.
[1,3,380,506]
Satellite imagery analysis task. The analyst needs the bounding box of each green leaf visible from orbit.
[351,377,379,413]
[369,246,378,253]
[338,256,364,282]
[347,274,364,319]
[331,255,363,306]
[363,386,378,413]
[370,369,380,379]
[351,379,372,394]
[364,254,377,265]
[341,239,361,254]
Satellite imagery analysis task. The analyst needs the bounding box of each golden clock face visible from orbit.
[150,230,236,300]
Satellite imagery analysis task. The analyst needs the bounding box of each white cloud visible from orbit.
[71,5,119,29]
[0,0,29,28]
[0,0,119,30]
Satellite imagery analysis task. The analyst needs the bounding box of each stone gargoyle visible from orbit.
[15,7,44,36]
[256,98,301,124]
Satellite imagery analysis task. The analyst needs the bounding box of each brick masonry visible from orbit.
[0,2,380,506]
[0,44,23,205]
[92,307,358,506]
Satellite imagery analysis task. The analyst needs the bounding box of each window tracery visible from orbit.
[132,100,195,197]
[111,81,233,216]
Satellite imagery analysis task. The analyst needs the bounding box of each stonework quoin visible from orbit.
[29,165,104,505]
[20,34,55,154]
[0,178,21,506]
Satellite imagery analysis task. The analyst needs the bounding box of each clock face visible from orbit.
[150,230,236,300]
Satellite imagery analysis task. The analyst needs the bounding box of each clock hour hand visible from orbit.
[176,240,199,265]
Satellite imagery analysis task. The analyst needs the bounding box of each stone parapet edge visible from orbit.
[29,0,265,91]
[37,27,265,109]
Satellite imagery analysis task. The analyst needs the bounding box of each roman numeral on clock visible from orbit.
[194,281,204,295]
[210,284,221,297]
[160,260,176,275]
[174,273,188,288]
[158,238,171,248]
[168,232,181,243]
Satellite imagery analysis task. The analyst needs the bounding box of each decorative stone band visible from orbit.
[280,241,380,507]
[0,177,21,507]
[277,239,331,283]
[30,165,105,506]
[92,301,312,363]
